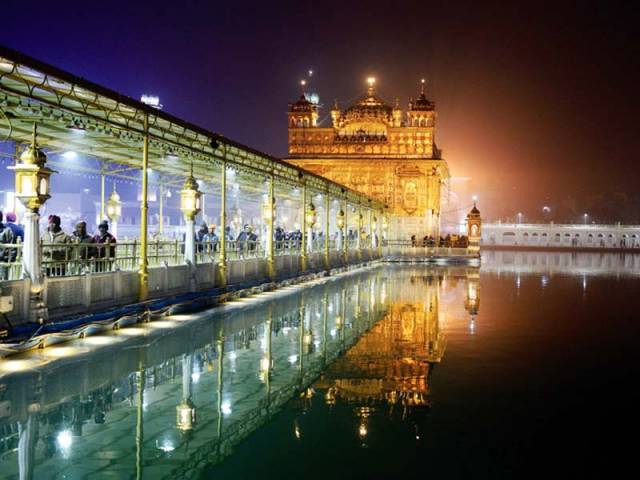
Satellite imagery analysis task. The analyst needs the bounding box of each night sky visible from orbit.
[2,1,638,222]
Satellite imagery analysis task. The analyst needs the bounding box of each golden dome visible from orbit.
[20,124,47,167]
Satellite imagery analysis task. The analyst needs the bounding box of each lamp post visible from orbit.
[106,185,122,239]
[583,213,589,224]
[180,164,202,268]
[9,124,55,323]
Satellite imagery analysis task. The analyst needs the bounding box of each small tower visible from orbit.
[407,78,435,127]
[331,99,341,128]
[287,80,318,128]
[466,201,482,254]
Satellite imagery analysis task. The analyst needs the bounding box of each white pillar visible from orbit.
[22,210,47,323]
[111,220,119,240]
[22,210,42,287]
[184,218,195,265]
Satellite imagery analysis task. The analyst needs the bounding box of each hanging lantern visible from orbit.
[336,209,345,229]
[180,164,201,220]
[106,187,122,222]
[306,202,317,228]
[10,124,56,210]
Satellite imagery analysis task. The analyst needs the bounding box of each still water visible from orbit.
[1,251,639,479]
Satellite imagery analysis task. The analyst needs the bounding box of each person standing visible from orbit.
[4,212,24,243]
[72,221,96,269]
[42,215,72,276]
[93,221,117,272]
[204,224,219,254]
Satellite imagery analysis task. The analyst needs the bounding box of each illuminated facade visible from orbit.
[285,78,450,239]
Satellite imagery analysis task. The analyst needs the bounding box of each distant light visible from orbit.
[147,168,154,175]
[367,76,376,87]
[62,151,78,160]
[141,94,162,109]
[300,79,307,87]
[228,351,237,361]
[542,206,551,213]
[288,354,298,365]
[221,401,232,416]
[191,371,201,383]
[472,194,478,202]
[421,78,426,84]
[166,190,172,198]
[308,70,313,77]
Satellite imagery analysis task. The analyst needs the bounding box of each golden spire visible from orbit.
[420,78,426,95]
[366,76,376,95]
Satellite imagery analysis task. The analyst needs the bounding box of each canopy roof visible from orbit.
[0,46,385,208]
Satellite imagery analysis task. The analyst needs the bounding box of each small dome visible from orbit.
[409,92,435,111]
[289,94,314,112]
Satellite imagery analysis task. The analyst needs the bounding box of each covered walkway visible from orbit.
[0,46,385,326]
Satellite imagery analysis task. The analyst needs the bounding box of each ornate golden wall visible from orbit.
[285,80,449,238]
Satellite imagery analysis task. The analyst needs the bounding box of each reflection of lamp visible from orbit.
[336,209,345,229]
[176,399,196,431]
[306,202,317,227]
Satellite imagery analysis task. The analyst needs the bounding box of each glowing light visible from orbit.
[62,151,78,160]
[228,351,237,361]
[191,371,201,383]
[472,195,478,202]
[308,70,313,77]
[221,401,232,416]
[141,94,162,109]
[300,79,306,87]
[117,327,147,336]
[367,76,376,87]
[358,423,368,438]
[146,320,178,329]
[288,354,298,365]
[57,429,73,451]
[80,335,123,346]
[41,346,90,358]
[0,359,46,373]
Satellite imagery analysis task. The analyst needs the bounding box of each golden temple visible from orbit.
[285,77,450,239]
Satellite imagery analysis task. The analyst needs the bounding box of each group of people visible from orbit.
[0,211,119,279]
[189,222,359,257]
[410,234,469,248]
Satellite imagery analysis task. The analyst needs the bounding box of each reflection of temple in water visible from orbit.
[315,272,446,418]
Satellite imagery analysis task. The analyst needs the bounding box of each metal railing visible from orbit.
[1,235,372,282]
[383,240,471,257]
[0,239,184,281]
